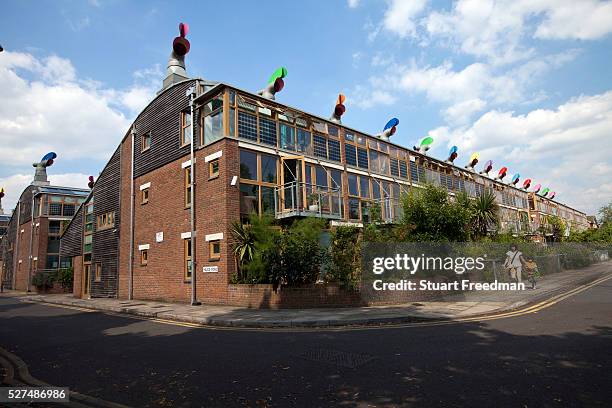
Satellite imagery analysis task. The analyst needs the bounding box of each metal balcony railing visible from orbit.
[370,197,404,224]
[274,182,343,220]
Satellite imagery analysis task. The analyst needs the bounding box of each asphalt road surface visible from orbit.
[1,280,611,408]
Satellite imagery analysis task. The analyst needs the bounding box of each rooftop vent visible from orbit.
[413,135,433,154]
[480,160,493,176]
[330,94,346,124]
[0,187,4,214]
[465,152,479,171]
[445,146,458,164]
[377,118,399,141]
[32,152,56,186]
[161,23,190,91]
[258,67,287,100]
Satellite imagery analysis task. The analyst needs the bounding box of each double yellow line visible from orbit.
[29,273,612,332]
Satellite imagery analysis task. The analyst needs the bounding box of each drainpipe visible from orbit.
[128,125,136,300]
[187,85,200,306]
[13,201,21,289]
[26,190,41,292]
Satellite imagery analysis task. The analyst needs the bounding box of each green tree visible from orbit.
[599,202,612,225]
[327,226,361,288]
[398,184,471,242]
[471,190,500,238]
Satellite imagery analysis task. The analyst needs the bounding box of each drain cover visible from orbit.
[299,349,375,368]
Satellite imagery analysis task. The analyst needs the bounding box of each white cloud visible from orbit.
[0,51,161,211]
[443,98,487,125]
[428,91,612,214]
[535,0,612,40]
[347,0,360,8]
[351,50,577,116]
[366,0,612,65]
[382,0,428,38]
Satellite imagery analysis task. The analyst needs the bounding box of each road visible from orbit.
[1,279,611,408]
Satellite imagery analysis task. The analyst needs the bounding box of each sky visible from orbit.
[1,0,611,216]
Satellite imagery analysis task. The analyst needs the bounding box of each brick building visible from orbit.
[0,167,89,291]
[59,28,589,304]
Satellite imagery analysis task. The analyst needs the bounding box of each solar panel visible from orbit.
[328,139,341,162]
[259,117,277,146]
[238,111,257,141]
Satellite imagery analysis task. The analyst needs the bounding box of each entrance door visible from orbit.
[82,264,91,297]
[280,156,306,212]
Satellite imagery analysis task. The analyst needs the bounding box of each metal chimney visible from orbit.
[161,23,191,91]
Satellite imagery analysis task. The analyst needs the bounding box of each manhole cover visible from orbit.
[299,349,375,368]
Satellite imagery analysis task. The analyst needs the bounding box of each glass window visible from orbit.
[49,220,61,234]
[345,144,357,166]
[239,150,258,180]
[229,108,235,137]
[328,125,339,137]
[238,111,257,141]
[49,203,62,216]
[410,161,419,182]
[357,147,369,169]
[240,184,259,215]
[372,179,381,199]
[348,174,358,196]
[315,166,327,190]
[390,159,399,177]
[369,150,380,173]
[142,132,151,151]
[330,170,342,190]
[297,129,311,154]
[62,204,75,216]
[313,134,327,158]
[185,167,191,207]
[399,160,408,178]
[261,154,277,183]
[210,241,221,260]
[348,198,360,220]
[184,239,192,280]
[261,186,275,215]
[209,160,219,178]
[360,177,370,198]
[47,236,60,253]
[204,109,224,145]
[181,111,192,146]
[328,139,341,162]
[280,123,295,151]
[259,117,277,146]
[46,255,59,269]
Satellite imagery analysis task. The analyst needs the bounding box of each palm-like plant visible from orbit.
[230,220,256,277]
[471,191,499,237]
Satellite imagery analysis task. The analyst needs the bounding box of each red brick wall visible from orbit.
[34,218,48,271]
[14,221,32,291]
[118,137,132,298]
[124,138,240,303]
[227,284,362,309]
[73,255,83,298]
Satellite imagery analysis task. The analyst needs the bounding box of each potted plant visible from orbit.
[308,193,320,212]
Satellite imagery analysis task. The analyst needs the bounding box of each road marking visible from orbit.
[21,273,612,332]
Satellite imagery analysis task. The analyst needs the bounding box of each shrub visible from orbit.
[32,271,56,289]
[57,268,74,289]
[327,226,361,288]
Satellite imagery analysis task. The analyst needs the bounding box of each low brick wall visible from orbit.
[35,283,71,295]
[227,284,363,309]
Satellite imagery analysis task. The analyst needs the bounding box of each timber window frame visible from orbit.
[94,263,102,282]
[141,188,149,205]
[97,211,115,230]
[184,239,192,281]
[140,249,148,266]
[209,240,221,260]
[184,167,192,208]
[141,132,151,152]
[181,111,192,147]
[209,159,219,179]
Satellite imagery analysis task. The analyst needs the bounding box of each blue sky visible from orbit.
[1,0,611,215]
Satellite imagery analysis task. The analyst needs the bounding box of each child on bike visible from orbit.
[524,257,540,289]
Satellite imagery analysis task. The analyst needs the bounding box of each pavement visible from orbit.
[16,260,612,328]
[1,271,611,407]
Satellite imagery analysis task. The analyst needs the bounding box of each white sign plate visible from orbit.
[202,266,219,273]
[156,232,164,243]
